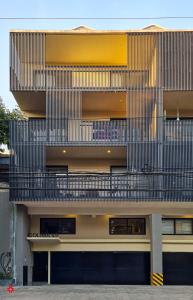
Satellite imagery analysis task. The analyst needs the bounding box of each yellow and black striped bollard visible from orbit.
[151,273,163,286]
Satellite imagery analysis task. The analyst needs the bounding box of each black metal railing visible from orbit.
[9,171,193,201]
[10,118,193,145]
[9,117,166,145]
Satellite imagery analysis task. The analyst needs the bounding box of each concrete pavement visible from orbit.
[0,285,193,300]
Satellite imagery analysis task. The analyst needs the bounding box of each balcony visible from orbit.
[9,118,163,146]
[9,171,193,202]
[11,64,150,92]
[44,66,150,91]
[10,119,128,145]
[11,118,193,145]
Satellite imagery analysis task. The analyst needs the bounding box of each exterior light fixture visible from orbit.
[107,150,111,153]
[177,107,180,121]
[63,150,66,153]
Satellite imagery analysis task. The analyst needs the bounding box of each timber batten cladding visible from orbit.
[9,29,193,201]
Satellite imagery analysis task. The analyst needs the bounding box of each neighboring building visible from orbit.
[9,25,193,286]
[0,152,12,276]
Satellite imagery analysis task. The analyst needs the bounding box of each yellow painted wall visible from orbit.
[46,34,127,66]
[30,214,150,251]
[30,214,193,252]
[31,214,149,239]
[31,242,150,252]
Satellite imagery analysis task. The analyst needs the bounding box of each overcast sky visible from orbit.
[1,0,193,109]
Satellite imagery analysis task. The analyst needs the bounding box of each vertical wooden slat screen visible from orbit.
[126,33,162,169]
[126,33,162,199]
[161,32,193,90]
[46,89,82,143]
[9,120,45,200]
[10,32,45,90]
[163,119,193,200]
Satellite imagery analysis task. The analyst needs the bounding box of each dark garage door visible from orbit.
[51,252,150,284]
[164,253,193,285]
[33,252,48,282]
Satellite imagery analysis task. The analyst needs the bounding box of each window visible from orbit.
[162,218,193,235]
[176,220,192,234]
[109,218,146,235]
[40,218,76,234]
[162,219,175,234]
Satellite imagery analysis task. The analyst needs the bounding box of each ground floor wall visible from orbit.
[14,201,193,285]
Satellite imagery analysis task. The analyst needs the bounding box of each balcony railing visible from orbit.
[11,65,151,91]
[44,66,150,91]
[164,119,193,142]
[10,118,193,145]
[10,119,128,145]
[9,171,193,201]
[10,118,164,145]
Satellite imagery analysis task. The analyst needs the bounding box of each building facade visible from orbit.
[9,25,193,285]
[0,153,12,277]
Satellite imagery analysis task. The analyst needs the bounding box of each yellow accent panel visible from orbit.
[46,34,127,66]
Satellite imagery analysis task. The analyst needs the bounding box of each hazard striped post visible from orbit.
[150,214,163,286]
[151,273,163,286]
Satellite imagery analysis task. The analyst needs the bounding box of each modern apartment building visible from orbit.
[9,25,193,286]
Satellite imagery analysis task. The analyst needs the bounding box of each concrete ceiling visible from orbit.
[46,146,126,160]
[164,91,193,117]
[82,92,126,116]
[13,91,46,117]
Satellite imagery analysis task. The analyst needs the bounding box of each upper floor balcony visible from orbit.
[9,118,193,202]
[10,119,128,146]
[10,118,193,146]
[9,170,193,202]
[10,31,161,92]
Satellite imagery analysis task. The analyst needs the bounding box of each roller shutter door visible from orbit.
[163,253,193,285]
[51,251,150,284]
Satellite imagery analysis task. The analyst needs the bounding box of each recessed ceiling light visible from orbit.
[63,150,66,153]
[107,150,111,153]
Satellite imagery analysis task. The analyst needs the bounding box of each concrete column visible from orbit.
[48,251,51,285]
[14,205,33,285]
[149,213,163,286]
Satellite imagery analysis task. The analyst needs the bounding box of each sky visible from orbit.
[1,0,193,109]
